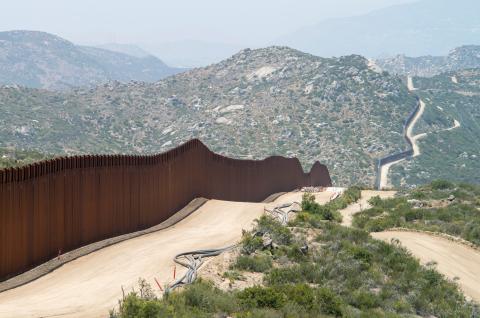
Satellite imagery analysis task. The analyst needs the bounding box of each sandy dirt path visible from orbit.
[339,190,396,227]
[407,76,416,91]
[379,158,406,189]
[372,231,480,302]
[406,99,426,157]
[0,190,336,318]
[445,119,461,131]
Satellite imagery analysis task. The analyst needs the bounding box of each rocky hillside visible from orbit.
[376,45,480,77]
[0,47,417,186]
[0,30,183,90]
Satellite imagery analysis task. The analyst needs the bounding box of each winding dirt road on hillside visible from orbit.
[378,75,462,189]
[0,190,335,318]
[340,191,480,302]
[372,231,480,302]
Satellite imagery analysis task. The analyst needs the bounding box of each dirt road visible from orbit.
[372,231,480,302]
[406,99,426,157]
[379,158,406,189]
[339,190,396,227]
[407,76,416,91]
[0,190,335,317]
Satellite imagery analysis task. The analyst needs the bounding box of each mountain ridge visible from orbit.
[0,30,184,90]
[0,45,416,186]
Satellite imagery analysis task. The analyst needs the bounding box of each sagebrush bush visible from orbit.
[234,255,272,272]
[237,286,286,309]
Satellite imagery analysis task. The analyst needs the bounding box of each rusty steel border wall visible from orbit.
[0,139,331,281]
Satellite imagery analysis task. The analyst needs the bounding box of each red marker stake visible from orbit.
[154,278,163,291]
[173,265,176,279]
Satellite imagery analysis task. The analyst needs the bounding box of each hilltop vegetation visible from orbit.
[112,188,477,317]
[0,46,416,185]
[354,181,480,246]
[0,148,50,169]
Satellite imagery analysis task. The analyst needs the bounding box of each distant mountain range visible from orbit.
[375,45,480,77]
[278,0,480,58]
[0,31,184,90]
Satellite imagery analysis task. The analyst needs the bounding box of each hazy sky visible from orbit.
[1,0,416,46]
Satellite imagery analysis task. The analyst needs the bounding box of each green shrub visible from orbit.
[316,287,344,316]
[234,255,272,273]
[368,195,383,207]
[300,191,346,222]
[285,243,308,262]
[282,284,315,310]
[167,279,238,315]
[351,289,380,310]
[431,179,455,190]
[237,286,286,309]
[256,216,293,245]
[301,193,317,212]
[241,232,264,255]
[118,294,172,318]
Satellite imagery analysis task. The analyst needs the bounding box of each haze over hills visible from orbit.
[376,45,480,77]
[0,30,184,90]
[0,46,416,186]
[279,0,480,58]
[95,43,152,58]
[142,40,246,68]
